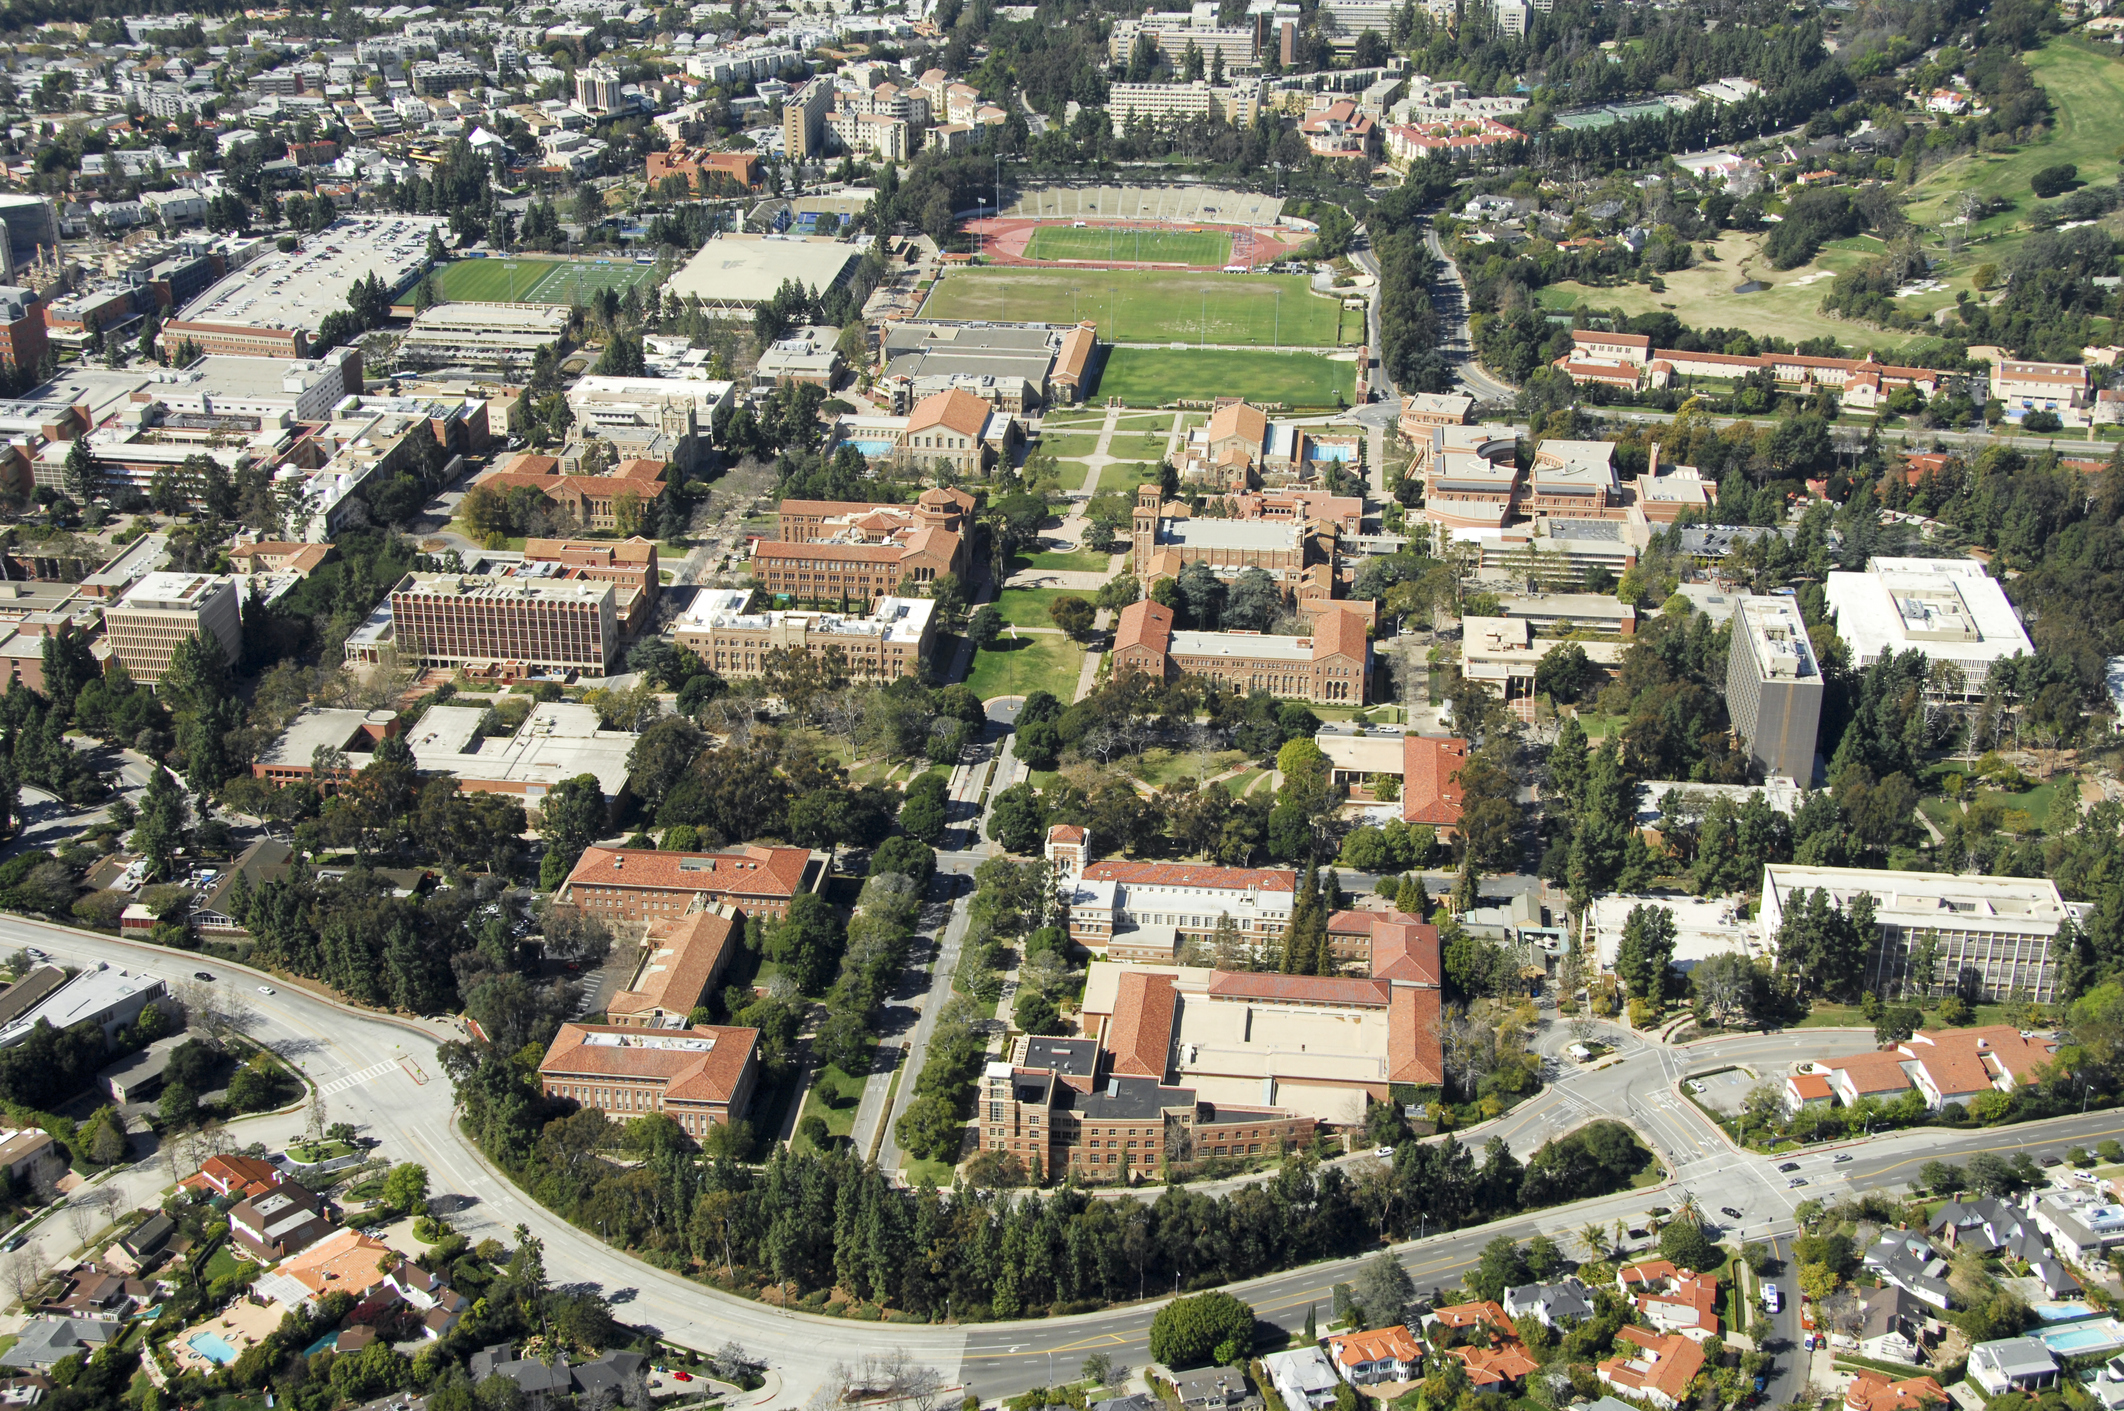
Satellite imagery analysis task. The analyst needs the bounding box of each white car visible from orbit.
[1374,1146,1395,1159]
[1762,1283,1782,1313]
[257,985,276,996]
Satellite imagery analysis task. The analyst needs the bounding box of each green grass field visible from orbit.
[964,633,1083,702]
[1095,460,1162,493]
[990,587,1081,627]
[1015,548,1113,573]
[1022,224,1232,267]
[1093,347,1351,409]
[921,268,1355,346]
[434,257,659,305]
[1534,229,1944,358]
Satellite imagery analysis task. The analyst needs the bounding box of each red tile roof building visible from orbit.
[605,909,740,1029]
[1325,909,1440,980]
[1112,596,1372,705]
[474,453,667,533]
[1422,1304,1539,1390]
[1619,1260,1721,1340]
[560,845,828,923]
[1327,1325,1423,1385]
[538,1022,760,1138]
[1598,1325,1706,1410]
[1845,1371,1948,1411]
[183,1154,288,1200]
[1401,735,1467,831]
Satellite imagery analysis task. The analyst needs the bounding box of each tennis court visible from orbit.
[433,257,659,305]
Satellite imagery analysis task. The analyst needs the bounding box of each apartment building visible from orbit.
[1725,595,1822,783]
[1823,558,2031,697]
[782,76,834,159]
[538,1023,760,1139]
[1760,865,2079,1002]
[1112,599,1371,704]
[1106,79,1262,134]
[674,588,936,681]
[560,844,829,923]
[1991,359,2089,412]
[373,570,619,677]
[102,571,241,684]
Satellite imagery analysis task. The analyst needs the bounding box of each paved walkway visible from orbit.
[1074,403,1123,495]
[874,880,975,1175]
[1003,568,1108,589]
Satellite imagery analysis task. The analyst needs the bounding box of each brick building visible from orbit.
[1111,599,1372,704]
[522,538,661,637]
[381,571,619,677]
[773,487,972,543]
[605,909,740,1029]
[978,1032,1315,1182]
[645,146,760,190]
[751,490,966,607]
[473,454,667,533]
[537,1023,760,1139]
[560,844,828,923]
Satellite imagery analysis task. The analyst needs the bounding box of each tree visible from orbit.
[1658,1217,1716,1271]
[1049,596,1096,639]
[1615,904,1678,1006]
[537,774,606,882]
[966,605,1002,650]
[1534,642,1592,703]
[381,1162,430,1215]
[2031,163,2078,199]
[987,782,1047,855]
[1148,1291,1255,1369]
[1348,1249,1415,1327]
[898,771,949,844]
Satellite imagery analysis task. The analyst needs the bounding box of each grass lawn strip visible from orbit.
[990,587,1083,627]
[1023,225,1231,266]
[921,268,1353,346]
[965,633,1084,701]
[1095,347,1351,408]
[1016,548,1113,573]
[434,257,657,305]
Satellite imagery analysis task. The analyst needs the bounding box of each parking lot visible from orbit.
[1683,1064,1761,1115]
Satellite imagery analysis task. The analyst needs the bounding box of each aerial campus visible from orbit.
[4,2,2124,1411]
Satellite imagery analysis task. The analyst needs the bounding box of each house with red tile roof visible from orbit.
[1618,1260,1720,1340]
[1823,1050,1914,1106]
[560,845,827,924]
[1326,1325,1423,1385]
[1598,1325,1706,1410]
[182,1154,288,1200]
[1421,1303,1539,1390]
[1845,1371,1947,1411]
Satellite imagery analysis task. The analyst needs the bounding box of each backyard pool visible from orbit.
[2038,1319,2124,1356]
[2033,1301,2099,1323]
[188,1332,240,1365]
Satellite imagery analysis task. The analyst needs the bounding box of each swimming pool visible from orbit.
[839,440,897,457]
[2038,1318,2124,1355]
[188,1332,240,1365]
[2034,1301,2100,1323]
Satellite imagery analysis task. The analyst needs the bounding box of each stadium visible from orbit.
[961,184,1313,272]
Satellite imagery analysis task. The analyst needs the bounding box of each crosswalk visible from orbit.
[318,1059,399,1096]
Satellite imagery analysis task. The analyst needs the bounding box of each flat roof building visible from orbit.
[398,303,572,374]
[1824,558,2031,696]
[1760,865,2081,1003]
[675,589,936,681]
[665,235,862,314]
[0,962,166,1049]
[103,572,241,684]
[400,701,638,808]
[353,571,620,679]
[170,216,446,358]
[1726,594,1822,783]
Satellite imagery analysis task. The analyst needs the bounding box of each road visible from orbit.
[1600,406,2113,456]
[1422,225,1517,405]
[23,918,2124,1406]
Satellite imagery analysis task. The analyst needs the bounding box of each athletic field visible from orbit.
[434,257,659,305]
[1093,347,1352,408]
[921,268,1355,346]
[1022,225,1231,266]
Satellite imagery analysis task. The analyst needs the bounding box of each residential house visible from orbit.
[1617,1260,1719,1340]
[183,1154,288,1200]
[1503,1279,1593,1329]
[1596,1326,1705,1411]
[1843,1371,1947,1411]
[228,1184,333,1262]
[1829,1285,1926,1364]
[252,1229,398,1311]
[0,1320,117,1371]
[1261,1347,1340,1411]
[1968,1338,2059,1396]
[1170,1367,1258,1411]
[1326,1325,1422,1385]
[1862,1233,1954,1311]
[1422,1303,1540,1391]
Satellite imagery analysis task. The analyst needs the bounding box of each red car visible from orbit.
[672,1373,692,1383]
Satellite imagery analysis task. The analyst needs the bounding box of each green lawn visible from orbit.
[434,257,658,305]
[921,268,1355,346]
[1093,348,1352,409]
[1095,460,1163,494]
[797,1061,872,1153]
[1905,41,2124,251]
[1533,229,1942,359]
[965,633,1084,702]
[1014,548,1113,574]
[1222,768,1267,796]
[990,587,1085,627]
[1023,225,1232,266]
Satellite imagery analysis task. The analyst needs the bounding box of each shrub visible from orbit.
[2031,163,2078,198]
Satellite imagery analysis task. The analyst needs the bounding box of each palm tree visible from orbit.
[1674,1190,1703,1230]
[1577,1222,1608,1263]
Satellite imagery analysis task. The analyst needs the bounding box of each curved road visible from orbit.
[21,919,2124,1405]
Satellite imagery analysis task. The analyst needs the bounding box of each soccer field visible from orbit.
[1092,347,1352,409]
[921,269,1354,346]
[1022,224,1231,267]
[434,258,659,305]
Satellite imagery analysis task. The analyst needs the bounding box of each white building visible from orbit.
[1263,1346,1340,1411]
[103,571,242,683]
[1585,894,1760,977]
[1758,865,2082,1003]
[0,963,168,1048]
[1823,558,2031,696]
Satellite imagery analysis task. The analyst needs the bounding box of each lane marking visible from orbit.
[319,1059,399,1095]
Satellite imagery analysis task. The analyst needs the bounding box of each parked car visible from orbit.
[1762,1284,1782,1313]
